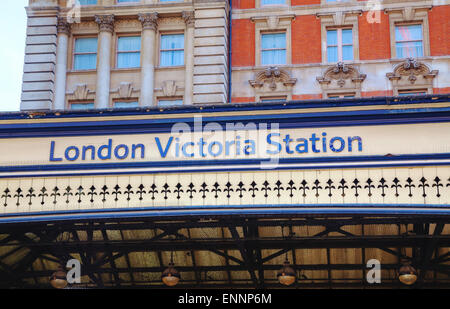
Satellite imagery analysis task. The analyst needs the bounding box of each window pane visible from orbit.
[261,33,286,49]
[395,24,422,42]
[118,36,141,52]
[161,50,184,66]
[117,52,140,68]
[74,54,97,70]
[78,0,97,5]
[161,34,184,50]
[342,45,353,61]
[396,41,423,58]
[261,0,286,5]
[75,38,97,53]
[158,100,183,107]
[342,29,353,45]
[327,46,338,62]
[114,101,139,108]
[70,103,94,110]
[261,50,286,65]
[326,30,337,46]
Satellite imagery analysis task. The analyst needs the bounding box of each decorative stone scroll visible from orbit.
[94,15,115,33]
[317,62,367,88]
[386,58,438,85]
[249,67,297,91]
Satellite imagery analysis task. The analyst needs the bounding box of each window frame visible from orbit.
[260,31,287,66]
[326,27,354,63]
[393,22,424,59]
[158,31,186,68]
[72,36,98,71]
[67,101,95,111]
[386,8,431,59]
[115,34,142,69]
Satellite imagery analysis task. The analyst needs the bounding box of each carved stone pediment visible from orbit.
[249,67,297,91]
[317,62,366,88]
[386,58,438,84]
[118,82,134,99]
[162,80,178,97]
[73,84,91,101]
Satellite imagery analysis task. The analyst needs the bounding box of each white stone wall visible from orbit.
[21,7,58,111]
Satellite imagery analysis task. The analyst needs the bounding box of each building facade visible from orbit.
[1,0,448,289]
[21,0,449,111]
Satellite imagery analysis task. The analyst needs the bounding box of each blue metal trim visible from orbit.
[0,204,449,224]
[1,113,450,138]
[1,161,449,179]
[0,94,448,121]
[1,153,449,173]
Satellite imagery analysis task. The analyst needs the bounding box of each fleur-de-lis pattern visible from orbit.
[0,169,449,212]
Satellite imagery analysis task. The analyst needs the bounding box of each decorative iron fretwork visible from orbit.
[1,175,448,208]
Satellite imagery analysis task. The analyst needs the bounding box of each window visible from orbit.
[70,102,94,110]
[78,0,97,5]
[260,96,287,102]
[73,38,98,70]
[261,0,286,5]
[261,33,286,65]
[158,99,183,107]
[117,36,141,69]
[117,0,138,3]
[398,89,427,96]
[114,101,139,108]
[160,34,184,67]
[395,24,423,58]
[327,28,353,63]
[327,93,355,99]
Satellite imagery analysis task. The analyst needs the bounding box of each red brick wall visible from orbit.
[292,94,322,100]
[291,0,320,5]
[292,15,322,64]
[232,0,255,9]
[359,11,391,60]
[231,97,256,103]
[429,5,450,56]
[434,87,450,94]
[232,19,255,67]
[362,90,393,97]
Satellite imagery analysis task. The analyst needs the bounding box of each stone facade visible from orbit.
[20,0,449,110]
[21,0,230,111]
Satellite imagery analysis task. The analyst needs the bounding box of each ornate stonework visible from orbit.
[317,62,366,88]
[57,17,71,35]
[94,15,115,33]
[138,13,159,31]
[386,58,438,85]
[182,11,195,28]
[249,67,297,91]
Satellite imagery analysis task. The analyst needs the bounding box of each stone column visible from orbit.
[183,11,195,105]
[138,13,158,107]
[94,15,114,109]
[54,17,70,110]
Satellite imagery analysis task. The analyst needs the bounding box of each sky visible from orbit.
[0,0,28,112]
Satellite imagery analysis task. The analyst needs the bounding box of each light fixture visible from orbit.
[50,266,68,289]
[277,225,296,286]
[398,261,417,285]
[162,249,180,287]
[277,259,296,286]
[162,262,180,287]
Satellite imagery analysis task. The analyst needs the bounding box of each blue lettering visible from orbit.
[267,133,281,155]
[155,137,173,158]
[49,141,63,162]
